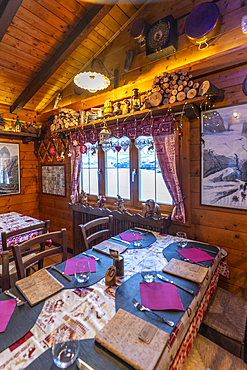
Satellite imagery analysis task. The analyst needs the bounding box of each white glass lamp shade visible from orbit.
[74,71,110,93]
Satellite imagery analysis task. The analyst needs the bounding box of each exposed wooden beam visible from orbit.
[10,3,112,114]
[0,0,23,43]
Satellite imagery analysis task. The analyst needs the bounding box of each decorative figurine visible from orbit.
[122,99,131,115]
[113,101,122,116]
[96,195,106,208]
[142,199,161,219]
[78,190,88,206]
[114,194,126,213]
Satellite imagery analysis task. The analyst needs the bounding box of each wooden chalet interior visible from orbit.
[1,0,247,300]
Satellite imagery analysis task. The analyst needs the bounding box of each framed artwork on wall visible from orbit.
[41,164,66,197]
[201,103,247,209]
[0,142,20,196]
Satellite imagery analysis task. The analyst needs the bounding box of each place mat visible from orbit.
[163,241,219,268]
[0,287,45,353]
[64,257,96,274]
[115,272,195,335]
[95,309,169,370]
[0,299,16,332]
[177,248,215,263]
[16,269,64,306]
[93,240,128,256]
[48,251,113,289]
[140,282,184,311]
[25,339,134,370]
[163,259,208,284]
[111,229,156,250]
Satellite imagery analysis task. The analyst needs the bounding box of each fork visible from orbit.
[132,298,174,327]
[177,254,206,267]
[83,252,100,261]
[4,290,26,306]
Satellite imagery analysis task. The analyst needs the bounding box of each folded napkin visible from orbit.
[0,299,16,332]
[64,257,96,275]
[119,232,144,242]
[140,282,184,311]
[177,248,215,263]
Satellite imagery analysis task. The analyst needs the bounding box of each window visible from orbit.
[139,137,172,205]
[79,143,98,195]
[79,137,174,213]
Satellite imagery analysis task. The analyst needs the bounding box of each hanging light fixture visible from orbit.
[74,58,118,93]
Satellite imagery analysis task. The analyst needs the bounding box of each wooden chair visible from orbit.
[183,333,247,370]
[79,215,114,250]
[199,287,247,362]
[0,251,10,292]
[12,229,67,280]
[0,220,50,288]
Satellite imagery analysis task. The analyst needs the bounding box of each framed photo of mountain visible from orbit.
[0,143,20,196]
[201,103,247,209]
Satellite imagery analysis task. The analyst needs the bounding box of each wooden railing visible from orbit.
[69,203,171,255]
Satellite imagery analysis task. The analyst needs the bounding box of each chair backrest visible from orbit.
[1,220,50,253]
[79,215,113,250]
[12,229,67,280]
[0,251,10,291]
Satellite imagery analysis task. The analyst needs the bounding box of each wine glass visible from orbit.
[141,257,156,282]
[176,232,187,248]
[75,259,91,283]
[52,329,79,368]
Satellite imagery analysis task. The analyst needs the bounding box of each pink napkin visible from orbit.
[0,299,16,332]
[64,257,96,275]
[177,248,215,263]
[119,232,144,242]
[140,282,184,311]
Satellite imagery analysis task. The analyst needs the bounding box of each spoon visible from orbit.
[4,290,26,306]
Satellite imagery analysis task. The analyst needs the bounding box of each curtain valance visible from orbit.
[70,114,175,146]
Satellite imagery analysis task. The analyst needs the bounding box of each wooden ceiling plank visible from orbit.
[108,5,129,26]
[17,6,67,41]
[34,0,81,26]
[10,4,112,113]
[94,22,115,40]
[117,1,138,18]
[0,43,44,68]
[7,24,57,55]
[0,66,33,82]
[2,34,50,62]
[68,49,89,65]
[101,14,122,33]
[87,30,108,47]
[21,0,73,35]
[0,54,38,76]
[0,0,23,42]
[11,16,62,49]
[55,0,88,18]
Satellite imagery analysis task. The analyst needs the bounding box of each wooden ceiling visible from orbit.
[0,0,147,115]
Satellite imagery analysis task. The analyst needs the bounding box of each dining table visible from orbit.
[0,212,46,255]
[0,230,228,370]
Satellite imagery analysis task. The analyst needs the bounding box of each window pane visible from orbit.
[105,138,130,199]
[80,143,98,195]
[138,137,172,205]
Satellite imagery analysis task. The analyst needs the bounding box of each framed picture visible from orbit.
[41,164,66,197]
[201,103,247,209]
[0,142,20,196]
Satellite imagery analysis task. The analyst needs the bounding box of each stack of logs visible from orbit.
[151,69,200,106]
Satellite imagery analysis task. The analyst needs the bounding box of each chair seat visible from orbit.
[199,287,247,360]
[203,287,247,342]
[183,334,247,370]
[0,253,37,276]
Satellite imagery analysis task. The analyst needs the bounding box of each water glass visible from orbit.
[52,330,79,368]
[133,232,143,247]
[176,232,187,248]
[75,259,91,283]
[141,257,156,282]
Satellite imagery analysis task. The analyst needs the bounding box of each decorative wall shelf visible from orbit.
[53,96,206,135]
[0,130,39,143]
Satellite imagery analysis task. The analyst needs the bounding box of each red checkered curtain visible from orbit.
[153,116,186,223]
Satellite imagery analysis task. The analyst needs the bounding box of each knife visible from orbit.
[77,358,95,370]
[111,237,130,245]
[157,273,195,295]
[50,266,72,282]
